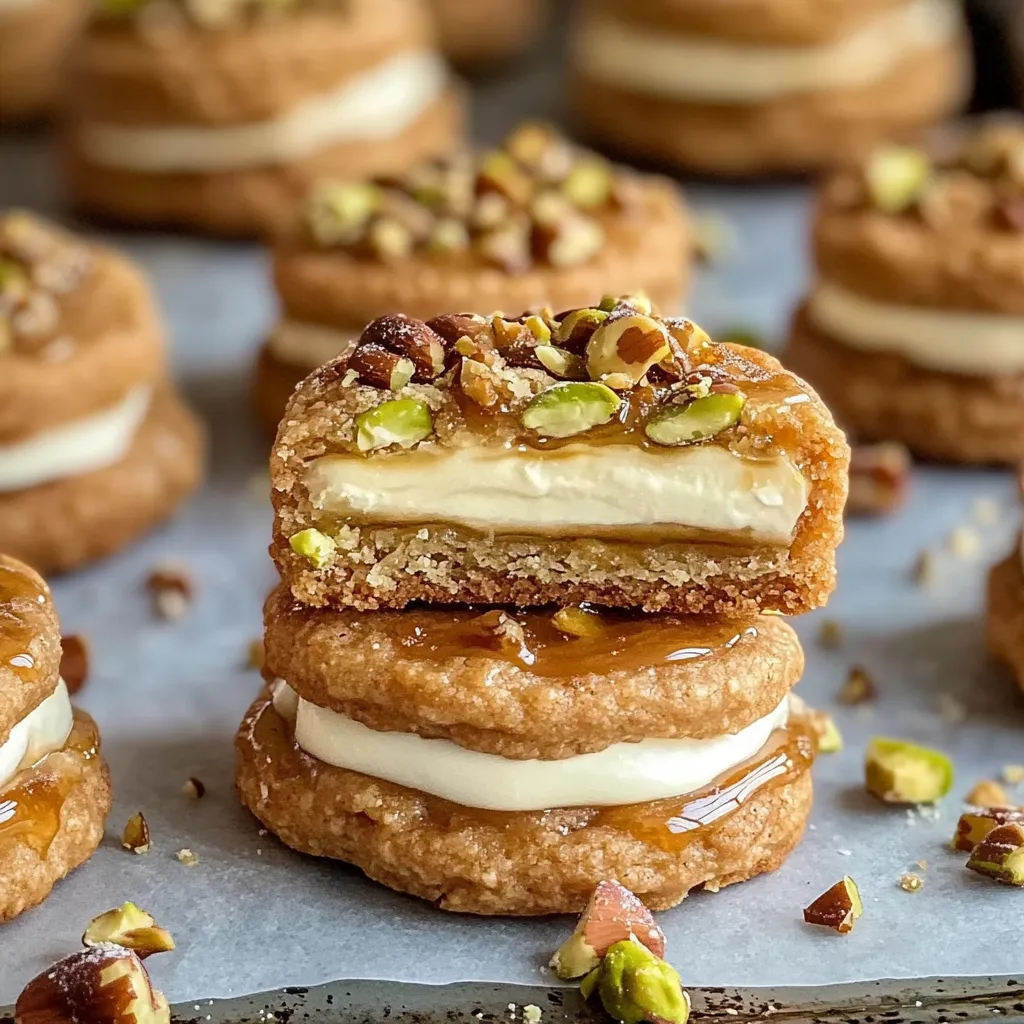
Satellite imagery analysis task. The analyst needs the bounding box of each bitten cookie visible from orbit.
[568,0,970,176]
[0,554,112,922]
[428,0,544,66]
[0,211,205,573]
[239,601,816,915]
[60,0,464,236]
[270,298,849,615]
[785,119,1024,463]
[254,122,692,431]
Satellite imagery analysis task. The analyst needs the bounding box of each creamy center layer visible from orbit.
[0,680,74,789]
[77,51,447,173]
[573,0,960,101]
[0,387,151,494]
[306,444,810,544]
[807,280,1024,375]
[269,320,359,370]
[272,681,791,811]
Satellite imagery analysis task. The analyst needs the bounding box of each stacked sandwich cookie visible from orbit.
[0,211,204,573]
[0,553,111,921]
[60,0,463,236]
[785,119,1024,463]
[253,123,692,431]
[238,297,849,914]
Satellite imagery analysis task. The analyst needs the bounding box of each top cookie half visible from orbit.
[271,297,849,614]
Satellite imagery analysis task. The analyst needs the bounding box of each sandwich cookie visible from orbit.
[0,554,111,921]
[238,595,816,914]
[270,298,849,615]
[254,123,692,432]
[428,0,544,66]
[568,0,971,176]
[785,120,1024,463]
[0,211,204,573]
[61,0,464,236]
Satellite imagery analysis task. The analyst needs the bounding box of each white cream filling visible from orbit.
[272,680,791,811]
[307,444,810,545]
[0,0,42,15]
[0,387,151,494]
[573,0,960,102]
[269,320,358,370]
[807,279,1024,376]
[77,51,447,174]
[0,680,74,790]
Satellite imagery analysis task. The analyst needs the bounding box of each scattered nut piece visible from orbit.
[953,806,1024,852]
[692,213,735,264]
[182,777,206,800]
[522,1007,542,1024]
[865,146,931,213]
[947,525,979,559]
[839,666,877,706]
[899,873,923,893]
[15,946,170,1024]
[1002,764,1024,786]
[550,880,665,980]
[937,693,967,726]
[355,397,433,451]
[175,848,198,867]
[966,822,1024,886]
[289,528,336,568]
[966,780,1009,807]
[817,619,844,649]
[865,738,954,805]
[911,549,938,587]
[803,876,863,934]
[521,381,621,439]
[247,639,264,670]
[59,634,90,696]
[83,903,175,958]
[146,564,193,621]
[847,443,910,516]
[644,391,745,447]
[581,939,690,1024]
[122,812,151,855]
[972,498,999,524]
[809,711,843,754]
[551,606,604,639]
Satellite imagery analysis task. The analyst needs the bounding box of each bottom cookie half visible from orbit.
[0,711,112,922]
[987,552,1024,696]
[0,387,205,574]
[236,691,814,916]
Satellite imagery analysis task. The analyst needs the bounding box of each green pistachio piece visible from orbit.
[535,344,586,379]
[521,382,621,439]
[523,314,551,344]
[355,398,433,452]
[289,529,336,568]
[644,392,745,447]
[864,737,954,804]
[594,941,690,1024]
[562,159,614,209]
[555,307,608,348]
[598,294,653,316]
[307,182,381,245]
[966,823,1024,886]
[865,147,931,214]
[427,218,470,254]
[580,966,602,1002]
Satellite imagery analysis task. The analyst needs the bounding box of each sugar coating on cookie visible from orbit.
[786,119,1024,463]
[568,0,970,175]
[270,297,849,614]
[254,122,692,430]
[239,601,817,915]
[0,553,111,922]
[61,0,464,235]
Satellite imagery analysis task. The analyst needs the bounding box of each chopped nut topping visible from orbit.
[803,876,862,934]
[839,666,876,705]
[303,123,634,273]
[146,564,194,620]
[60,634,90,696]
[966,822,1024,886]
[865,738,954,805]
[953,806,1024,852]
[809,710,843,754]
[122,812,151,854]
[182,776,206,800]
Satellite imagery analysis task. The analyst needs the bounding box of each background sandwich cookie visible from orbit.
[0,211,204,573]
[0,554,111,922]
[568,0,971,176]
[428,0,544,67]
[60,0,464,236]
[239,601,816,915]
[785,120,1024,463]
[254,123,692,431]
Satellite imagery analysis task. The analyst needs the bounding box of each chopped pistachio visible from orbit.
[803,876,863,934]
[966,822,1024,886]
[521,382,621,439]
[953,807,1024,853]
[83,903,175,958]
[644,392,745,447]
[535,344,586,379]
[289,528,336,568]
[810,711,843,754]
[523,314,551,344]
[865,738,954,805]
[355,398,433,452]
[588,940,691,1024]
[865,147,932,213]
[561,159,613,208]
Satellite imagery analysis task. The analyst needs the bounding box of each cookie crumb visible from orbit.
[947,526,979,559]
[966,780,1009,807]
[899,873,923,893]
[839,665,876,705]
[183,777,206,800]
[523,1007,542,1024]
[817,619,844,649]
[972,498,999,524]
[1002,764,1024,786]
[937,693,967,725]
[146,563,194,620]
[911,550,937,587]
[175,848,198,867]
[122,812,151,854]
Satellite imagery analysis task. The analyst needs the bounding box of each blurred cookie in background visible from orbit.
[253,122,692,432]
[59,0,465,237]
[568,0,972,177]
[784,119,1024,464]
[0,0,87,122]
[429,0,544,67]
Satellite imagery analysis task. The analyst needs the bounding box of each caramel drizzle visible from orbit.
[0,560,47,683]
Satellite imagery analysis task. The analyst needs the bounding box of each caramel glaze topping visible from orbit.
[0,559,48,683]
[391,605,760,678]
[0,711,98,857]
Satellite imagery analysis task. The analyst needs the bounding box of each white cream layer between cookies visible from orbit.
[807,279,1024,376]
[573,0,961,102]
[0,387,151,493]
[0,680,73,790]
[272,680,791,811]
[269,321,359,370]
[76,52,447,174]
[306,444,811,545]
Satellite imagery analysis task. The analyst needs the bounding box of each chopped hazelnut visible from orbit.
[59,634,90,696]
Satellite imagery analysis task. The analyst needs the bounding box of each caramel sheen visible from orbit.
[391,606,760,677]
[0,711,98,856]
[0,559,48,683]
